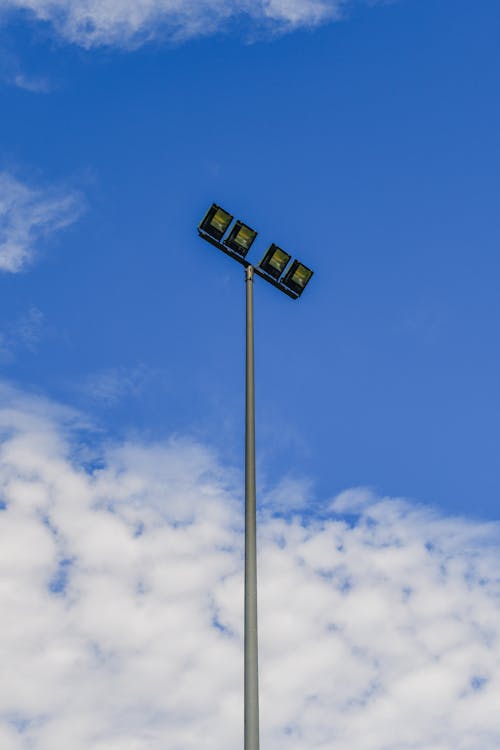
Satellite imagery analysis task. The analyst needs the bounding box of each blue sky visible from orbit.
[1,0,499,517]
[1,1,500,747]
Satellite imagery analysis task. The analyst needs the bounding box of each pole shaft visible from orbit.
[245,265,260,750]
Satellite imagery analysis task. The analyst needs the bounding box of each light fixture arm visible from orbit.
[198,229,299,299]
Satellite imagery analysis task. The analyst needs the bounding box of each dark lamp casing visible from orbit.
[258,244,291,280]
[281,260,314,296]
[224,221,257,257]
[199,204,233,241]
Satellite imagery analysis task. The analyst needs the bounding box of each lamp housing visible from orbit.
[199,204,233,241]
[258,244,291,280]
[224,221,257,257]
[281,260,314,296]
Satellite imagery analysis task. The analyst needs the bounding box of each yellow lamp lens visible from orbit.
[270,248,289,272]
[210,208,232,234]
[235,225,257,250]
[292,264,312,288]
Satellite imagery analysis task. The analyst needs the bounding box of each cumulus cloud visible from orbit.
[0,172,83,273]
[0,0,342,48]
[0,383,500,749]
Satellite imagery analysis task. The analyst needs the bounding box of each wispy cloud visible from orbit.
[9,72,52,93]
[0,50,53,92]
[0,0,343,48]
[77,364,165,407]
[0,306,45,361]
[0,383,499,748]
[0,172,84,273]
[262,474,314,510]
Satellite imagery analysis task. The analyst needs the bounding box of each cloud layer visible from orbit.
[1,384,500,749]
[0,172,83,273]
[0,0,342,47]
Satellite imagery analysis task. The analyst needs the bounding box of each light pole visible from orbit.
[197,204,314,750]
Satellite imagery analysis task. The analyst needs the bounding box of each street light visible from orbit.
[197,204,314,750]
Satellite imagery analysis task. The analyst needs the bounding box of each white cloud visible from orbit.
[0,0,342,48]
[0,383,500,749]
[261,474,314,510]
[0,172,83,273]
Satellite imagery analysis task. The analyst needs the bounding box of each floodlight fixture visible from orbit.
[258,244,291,280]
[281,260,314,297]
[224,220,257,257]
[199,203,233,241]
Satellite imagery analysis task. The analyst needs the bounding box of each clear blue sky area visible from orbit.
[1,0,499,518]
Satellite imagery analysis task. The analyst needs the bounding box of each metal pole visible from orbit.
[244,265,260,750]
